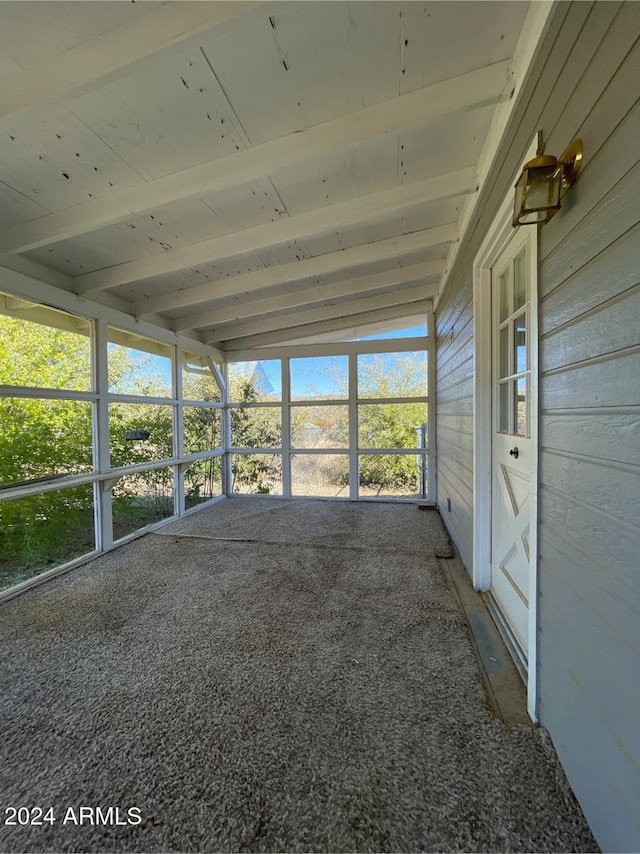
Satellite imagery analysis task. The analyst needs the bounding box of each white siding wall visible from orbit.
[435,3,640,850]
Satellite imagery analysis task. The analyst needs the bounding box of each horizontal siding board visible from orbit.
[541,158,640,296]
[541,411,640,467]
[540,595,640,774]
[537,0,621,150]
[539,448,640,528]
[541,348,640,410]
[437,456,474,508]
[539,532,640,671]
[437,346,474,389]
[436,447,473,483]
[437,425,473,454]
[541,221,640,335]
[542,282,640,371]
[541,90,640,263]
[437,468,473,570]
[538,655,640,854]
[543,2,638,172]
[435,395,473,418]
[436,376,474,406]
[436,310,473,370]
[539,483,638,581]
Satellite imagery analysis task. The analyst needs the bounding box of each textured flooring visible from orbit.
[0,498,597,853]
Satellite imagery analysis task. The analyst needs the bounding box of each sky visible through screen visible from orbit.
[228,325,428,398]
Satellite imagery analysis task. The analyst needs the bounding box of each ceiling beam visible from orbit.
[205,283,430,343]
[76,168,475,294]
[219,301,433,351]
[0,61,508,256]
[225,334,429,362]
[0,2,263,132]
[136,223,456,316]
[173,260,443,332]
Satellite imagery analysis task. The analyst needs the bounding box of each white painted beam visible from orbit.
[76,168,475,293]
[0,2,263,132]
[219,301,433,351]
[173,260,443,331]
[206,283,430,343]
[136,224,457,316]
[225,337,430,363]
[0,62,508,255]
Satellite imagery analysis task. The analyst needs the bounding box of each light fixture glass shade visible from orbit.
[513,155,562,226]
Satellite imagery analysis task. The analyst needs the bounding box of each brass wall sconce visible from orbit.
[513,138,583,227]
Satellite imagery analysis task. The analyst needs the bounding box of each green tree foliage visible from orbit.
[229,377,282,493]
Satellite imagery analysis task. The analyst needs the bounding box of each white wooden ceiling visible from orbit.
[0,1,532,350]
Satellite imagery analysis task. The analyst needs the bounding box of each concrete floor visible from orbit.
[0,497,597,853]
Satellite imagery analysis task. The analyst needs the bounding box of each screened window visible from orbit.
[182,351,221,403]
[108,328,173,397]
[0,294,92,392]
[290,356,348,401]
[228,360,281,403]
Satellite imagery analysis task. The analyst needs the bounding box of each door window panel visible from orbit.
[515,378,527,437]
[513,249,527,312]
[498,326,510,379]
[514,314,527,374]
[498,382,510,433]
[498,269,510,322]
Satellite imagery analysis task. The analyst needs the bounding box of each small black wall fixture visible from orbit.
[513,137,583,227]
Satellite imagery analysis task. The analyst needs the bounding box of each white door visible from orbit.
[490,228,535,665]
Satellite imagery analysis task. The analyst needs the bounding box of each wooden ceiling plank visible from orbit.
[75,168,475,293]
[173,260,443,332]
[217,301,433,350]
[0,2,263,131]
[0,62,507,256]
[204,283,431,342]
[137,223,456,316]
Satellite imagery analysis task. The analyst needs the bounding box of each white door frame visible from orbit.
[472,139,540,721]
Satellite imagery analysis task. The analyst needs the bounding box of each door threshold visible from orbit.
[440,552,532,726]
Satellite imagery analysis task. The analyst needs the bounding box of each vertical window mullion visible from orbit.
[348,353,358,500]
[174,344,184,515]
[282,358,291,498]
[94,319,113,552]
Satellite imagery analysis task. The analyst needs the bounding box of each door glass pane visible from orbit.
[514,249,527,311]
[514,313,527,374]
[515,378,527,437]
[498,326,510,379]
[498,382,510,433]
[498,269,509,322]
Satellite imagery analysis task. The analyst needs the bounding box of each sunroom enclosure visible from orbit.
[0,279,432,598]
